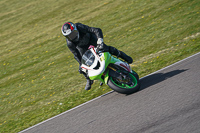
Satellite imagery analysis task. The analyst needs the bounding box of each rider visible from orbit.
[61,22,133,90]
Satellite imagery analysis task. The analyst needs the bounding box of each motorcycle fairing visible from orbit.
[81,48,133,84]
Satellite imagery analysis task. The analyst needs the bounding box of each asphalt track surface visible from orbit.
[20,52,200,133]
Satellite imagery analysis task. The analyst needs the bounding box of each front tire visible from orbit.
[107,70,140,94]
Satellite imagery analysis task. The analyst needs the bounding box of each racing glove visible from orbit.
[97,38,103,45]
[96,38,104,53]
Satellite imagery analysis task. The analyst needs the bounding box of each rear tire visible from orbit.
[132,70,139,80]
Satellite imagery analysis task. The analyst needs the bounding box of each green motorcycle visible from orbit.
[81,46,140,94]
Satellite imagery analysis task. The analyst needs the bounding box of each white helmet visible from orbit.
[61,22,79,41]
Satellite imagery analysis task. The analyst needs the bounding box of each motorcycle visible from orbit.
[80,45,140,94]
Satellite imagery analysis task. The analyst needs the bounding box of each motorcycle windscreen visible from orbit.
[81,50,95,67]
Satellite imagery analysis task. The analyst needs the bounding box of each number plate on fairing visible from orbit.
[100,56,104,62]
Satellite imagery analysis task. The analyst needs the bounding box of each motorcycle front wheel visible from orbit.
[107,70,140,94]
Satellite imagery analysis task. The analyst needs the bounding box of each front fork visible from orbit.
[101,65,128,85]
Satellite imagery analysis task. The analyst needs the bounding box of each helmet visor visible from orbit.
[66,30,79,41]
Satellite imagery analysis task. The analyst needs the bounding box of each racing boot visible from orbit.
[82,72,93,90]
[85,79,94,90]
[118,51,133,64]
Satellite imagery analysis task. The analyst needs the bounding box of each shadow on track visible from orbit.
[139,69,188,91]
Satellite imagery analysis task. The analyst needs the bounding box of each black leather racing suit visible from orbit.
[66,23,121,66]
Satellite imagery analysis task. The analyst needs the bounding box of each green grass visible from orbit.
[0,0,199,132]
